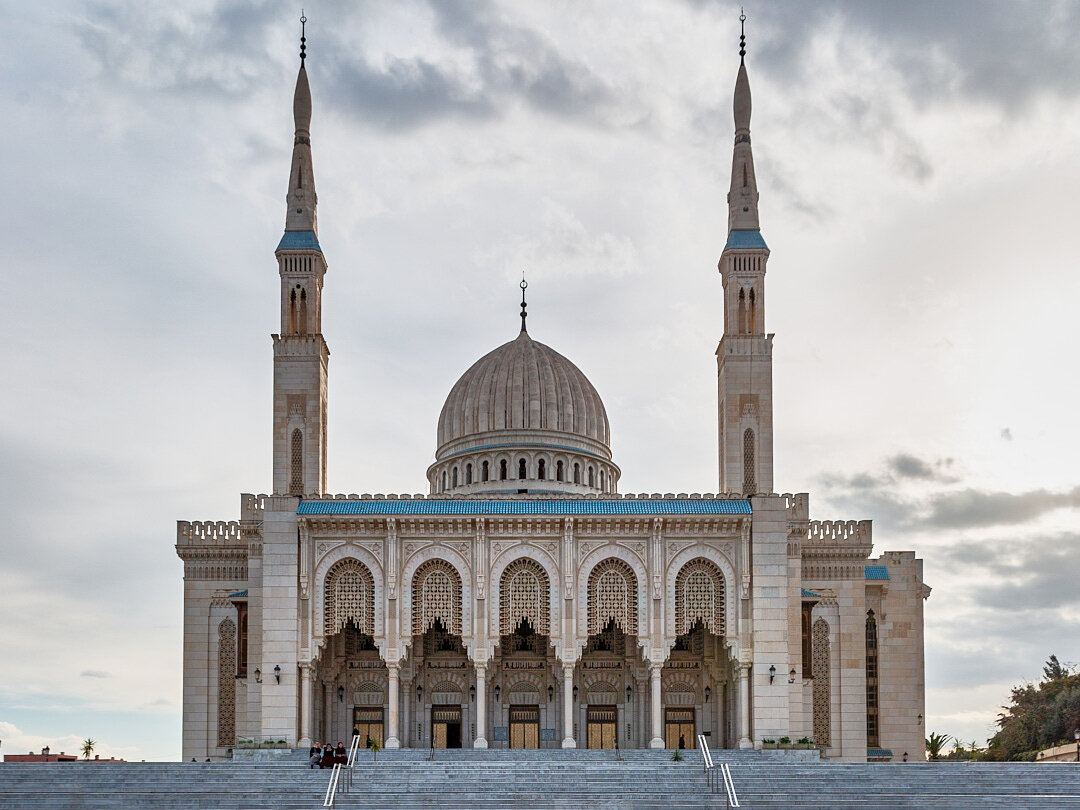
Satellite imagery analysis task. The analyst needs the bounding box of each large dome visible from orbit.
[429,329,618,495]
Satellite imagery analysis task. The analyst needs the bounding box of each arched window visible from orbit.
[738,287,746,333]
[298,288,308,334]
[599,470,605,491]
[288,288,297,334]
[588,466,595,488]
[573,463,580,484]
[289,429,303,495]
[324,558,375,636]
[465,464,473,485]
[748,287,757,333]
[742,429,756,495]
[500,459,508,480]
[674,558,726,636]
[538,459,546,480]
[556,460,564,482]
[866,610,879,747]
[482,461,490,482]
[812,617,831,746]
[441,470,447,491]
[587,558,638,636]
[451,467,458,488]
[217,618,236,747]
[518,458,527,480]
[412,559,462,636]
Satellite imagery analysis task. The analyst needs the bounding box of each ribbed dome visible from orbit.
[436,330,610,457]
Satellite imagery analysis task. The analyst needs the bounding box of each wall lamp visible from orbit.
[572,685,578,701]
[254,669,262,684]
[704,686,711,704]
[902,752,909,762]
[789,668,797,684]
[469,685,476,702]
[416,684,423,702]
[768,665,776,684]
[337,685,345,703]
[494,684,501,702]
[548,685,554,702]
[273,665,281,684]
[626,684,633,703]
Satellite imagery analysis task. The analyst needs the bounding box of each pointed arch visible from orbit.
[323,558,375,637]
[499,558,550,636]
[742,428,756,495]
[412,559,463,636]
[290,429,304,495]
[674,557,726,636]
[587,558,638,636]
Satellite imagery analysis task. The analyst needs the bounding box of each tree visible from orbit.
[985,655,1080,761]
[926,732,951,761]
[81,738,96,760]
[1043,655,1070,682]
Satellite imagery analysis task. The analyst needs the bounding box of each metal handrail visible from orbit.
[720,762,740,808]
[697,734,738,807]
[323,762,342,808]
[346,735,361,768]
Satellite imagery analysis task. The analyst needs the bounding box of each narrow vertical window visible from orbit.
[812,617,831,747]
[737,288,746,333]
[442,470,447,490]
[742,429,756,495]
[235,602,248,678]
[290,429,304,494]
[500,459,508,480]
[866,610,879,747]
[299,288,308,335]
[289,288,297,334]
[518,459,527,480]
[599,470,605,491]
[574,463,580,484]
[556,460,564,481]
[482,461,490,482]
[452,467,459,488]
[465,464,473,485]
[217,618,237,747]
[538,459,546,480]
[588,467,595,488]
[748,288,756,333]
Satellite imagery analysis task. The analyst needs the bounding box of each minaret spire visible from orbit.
[286,12,317,234]
[519,275,529,333]
[728,11,760,233]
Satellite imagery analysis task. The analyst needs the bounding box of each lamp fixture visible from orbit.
[903,752,909,762]
[573,685,578,701]
[273,665,281,684]
[704,686,711,704]
[337,685,345,703]
[789,668,796,684]
[548,685,554,702]
[470,685,476,701]
[917,714,923,725]
[768,665,776,684]
[1075,729,1080,741]
[254,668,262,684]
[494,684,501,702]
[416,684,423,702]
[626,684,633,703]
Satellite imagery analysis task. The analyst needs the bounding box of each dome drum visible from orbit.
[428,448,619,496]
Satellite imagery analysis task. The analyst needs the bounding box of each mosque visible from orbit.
[175,22,929,763]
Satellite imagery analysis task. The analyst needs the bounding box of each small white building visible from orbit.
[176,28,929,763]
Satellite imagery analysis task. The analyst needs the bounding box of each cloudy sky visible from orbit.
[2,0,1078,761]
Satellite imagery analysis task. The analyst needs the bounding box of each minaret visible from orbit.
[717,14,773,495]
[272,16,329,496]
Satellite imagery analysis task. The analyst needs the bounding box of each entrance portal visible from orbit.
[586,706,617,749]
[509,705,540,749]
[665,707,695,750]
[431,705,463,749]
[352,707,384,747]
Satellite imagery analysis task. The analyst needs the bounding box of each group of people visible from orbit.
[308,742,347,769]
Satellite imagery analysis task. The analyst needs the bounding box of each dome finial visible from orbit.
[300,10,307,64]
[519,274,528,333]
[739,9,746,66]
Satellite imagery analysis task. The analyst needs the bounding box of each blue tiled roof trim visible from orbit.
[867,748,893,759]
[298,499,752,516]
[865,565,890,581]
[801,588,822,598]
[723,229,768,252]
[228,589,248,598]
[276,230,322,252]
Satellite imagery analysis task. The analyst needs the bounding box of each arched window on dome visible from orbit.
[465,464,472,485]
[482,461,490,482]
[556,460,564,482]
[518,458,527,480]
[573,463,580,484]
[452,467,458,488]
[599,470,605,491]
[500,459,508,480]
[588,466,595,488]
[538,459,546,480]
[441,470,447,491]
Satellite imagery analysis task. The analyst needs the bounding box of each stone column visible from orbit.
[738,663,752,748]
[385,663,401,748]
[561,663,576,748]
[298,663,313,748]
[474,663,489,748]
[649,664,664,749]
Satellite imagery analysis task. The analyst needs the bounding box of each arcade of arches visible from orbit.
[303,553,739,750]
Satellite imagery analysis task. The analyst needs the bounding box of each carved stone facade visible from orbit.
[175,35,929,764]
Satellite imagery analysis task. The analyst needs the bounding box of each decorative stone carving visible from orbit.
[500,558,550,636]
[587,558,638,636]
[324,558,376,636]
[674,558,726,636]
[217,618,236,747]
[412,559,462,636]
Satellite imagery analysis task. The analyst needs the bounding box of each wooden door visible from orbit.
[664,708,695,750]
[352,708,384,747]
[586,706,617,749]
[509,705,540,749]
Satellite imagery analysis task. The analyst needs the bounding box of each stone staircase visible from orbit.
[1,749,1079,809]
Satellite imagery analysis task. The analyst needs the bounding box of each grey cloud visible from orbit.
[924,487,1080,530]
[80,670,110,679]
